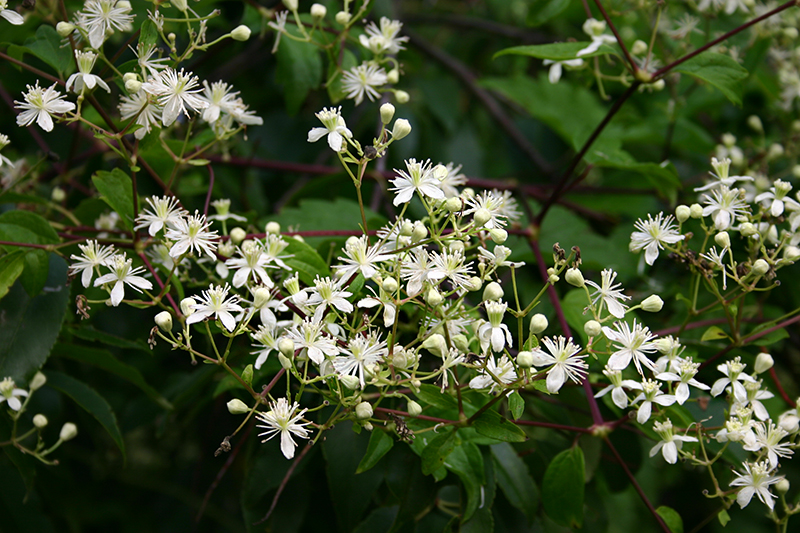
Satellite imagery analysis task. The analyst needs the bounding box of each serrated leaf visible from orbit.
[52,343,172,410]
[542,446,585,528]
[356,429,394,473]
[492,442,538,522]
[421,429,458,475]
[444,441,484,522]
[494,41,618,61]
[0,251,26,299]
[282,236,330,286]
[473,410,527,442]
[45,370,126,459]
[656,506,684,533]
[508,391,525,420]
[276,35,322,115]
[92,168,134,231]
[19,249,49,297]
[701,326,729,342]
[0,255,69,383]
[673,52,749,106]
[22,25,73,77]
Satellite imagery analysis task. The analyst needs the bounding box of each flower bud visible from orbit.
[565,268,584,287]
[335,11,351,25]
[448,240,465,254]
[60,422,78,441]
[395,90,410,104]
[425,287,443,306]
[776,478,791,494]
[714,231,730,249]
[407,400,422,416]
[339,375,360,390]
[51,187,66,203]
[489,228,508,244]
[230,24,251,41]
[422,334,447,358]
[784,246,800,262]
[483,281,504,302]
[584,320,602,337]
[747,115,763,133]
[391,118,412,140]
[740,222,757,237]
[516,351,534,369]
[265,221,281,234]
[452,334,469,353]
[283,0,298,10]
[380,103,395,125]
[690,203,704,219]
[227,399,249,415]
[278,338,295,358]
[444,197,462,212]
[473,208,491,227]
[411,221,427,242]
[631,39,648,56]
[33,414,48,428]
[641,294,663,312]
[241,364,253,386]
[530,313,548,334]
[779,413,800,433]
[123,72,138,82]
[29,372,47,391]
[225,228,245,246]
[155,311,173,332]
[675,205,690,223]
[253,287,271,309]
[754,353,774,374]
[784,27,799,39]
[310,3,327,18]
[767,143,784,160]
[355,401,373,420]
[125,79,142,94]
[399,220,414,236]
[752,259,769,276]
[382,277,398,293]
[278,353,292,369]
[548,274,559,284]
[180,297,195,316]
[56,21,75,37]
[465,276,482,292]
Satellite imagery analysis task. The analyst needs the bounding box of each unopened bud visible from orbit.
[231,25,251,41]
[776,478,791,494]
[445,197,462,212]
[631,40,648,56]
[51,187,66,202]
[411,221,427,242]
[465,276,482,292]
[283,0,298,10]
[155,311,173,332]
[265,221,281,234]
[779,413,800,433]
[422,334,447,358]
[452,334,469,353]
[395,90,410,104]
[690,203,704,219]
[752,259,769,276]
[278,353,292,369]
[740,222,757,237]
[60,422,78,441]
[767,143,784,160]
[714,232,730,249]
[226,228,245,245]
[355,401,373,419]
[227,399,249,414]
[335,11,351,25]
[253,287,271,309]
[125,79,142,94]
[340,375,361,390]
[180,297,195,316]
[123,72,138,83]
[747,115,764,133]
[565,268,584,287]
[380,103,395,125]
[548,273,559,284]
[489,228,508,244]
[784,246,800,262]
[29,372,47,391]
[382,277,398,293]
[407,400,422,416]
[483,281,504,301]
[675,205,690,223]
[584,320,602,337]
[517,351,534,368]
[391,118,412,140]
[386,68,399,84]
[310,3,327,18]
[33,414,48,428]
[56,21,75,37]
[641,294,663,312]
[754,353,774,374]
[425,287,443,306]
[530,313,548,334]
[278,338,295,358]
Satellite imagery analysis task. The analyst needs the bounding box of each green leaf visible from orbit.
[526,0,571,27]
[92,169,134,231]
[494,41,618,61]
[444,441,485,522]
[491,443,538,522]
[421,429,458,475]
[0,210,59,245]
[138,19,158,48]
[19,249,49,297]
[52,343,173,410]
[0,255,69,383]
[701,326,729,342]
[67,325,151,353]
[542,446,585,528]
[472,410,527,442]
[508,391,525,420]
[0,251,26,300]
[752,327,789,347]
[276,36,322,115]
[673,52,749,106]
[22,25,73,77]
[282,236,330,286]
[461,508,493,533]
[717,509,731,527]
[592,159,682,203]
[45,370,126,458]
[656,506,684,533]
[356,429,394,473]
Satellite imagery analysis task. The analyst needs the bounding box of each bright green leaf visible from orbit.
[656,506,684,533]
[0,210,59,245]
[22,25,73,77]
[45,370,126,458]
[139,19,158,48]
[542,446,585,528]
[494,41,619,61]
[673,52,749,106]
[276,36,322,115]
[421,429,458,475]
[508,391,525,420]
[92,169,134,231]
[0,251,26,300]
[356,429,394,473]
[717,509,731,526]
[492,442,538,522]
[701,326,729,342]
[473,410,527,442]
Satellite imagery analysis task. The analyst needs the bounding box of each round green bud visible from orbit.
[283,0,298,10]
[51,187,66,203]
[231,25,251,41]
[407,400,422,417]
[411,222,427,242]
[714,231,730,249]
[690,204,704,219]
[340,375,361,390]
[449,240,465,253]
[29,372,47,391]
[752,258,769,276]
[754,353,774,374]
[422,334,447,358]
[747,115,764,133]
[483,281,504,302]
[530,313,548,334]
[584,320,602,337]
[489,228,508,244]
[33,414,48,428]
[278,338,295,358]
[768,143,784,160]
[227,399,249,415]
[229,227,246,244]
[425,287,443,307]
[452,334,469,353]
[473,208,491,227]
[465,276,482,292]
[565,268,585,288]
[382,277,398,293]
[125,79,142,94]
[155,311,173,332]
[631,39,648,56]
[310,3,327,18]
[776,478,790,494]
[180,298,195,317]
[278,353,292,370]
[60,422,78,442]
[380,103,395,125]
[386,68,399,84]
[335,11,351,25]
[265,221,281,234]
[445,197,462,212]
[355,402,373,420]
[56,21,76,37]
[391,118,412,140]
[395,90,410,104]
[785,246,800,262]
[740,222,757,237]
[675,205,690,223]
[641,294,663,312]
[517,351,534,369]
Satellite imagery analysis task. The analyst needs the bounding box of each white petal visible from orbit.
[1,9,25,25]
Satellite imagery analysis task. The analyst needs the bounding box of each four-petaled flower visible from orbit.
[0,377,28,411]
[307,107,353,152]
[649,418,697,464]
[730,461,783,510]
[15,82,75,132]
[630,212,685,266]
[186,284,244,332]
[93,254,153,307]
[530,336,587,393]
[256,397,311,459]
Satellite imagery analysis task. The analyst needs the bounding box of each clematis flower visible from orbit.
[730,461,782,510]
[630,212,685,266]
[185,284,243,332]
[307,107,353,152]
[15,82,75,132]
[649,419,697,464]
[94,254,153,307]
[0,378,28,411]
[256,398,311,459]
[530,336,588,393]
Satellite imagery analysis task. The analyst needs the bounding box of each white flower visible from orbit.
[134,195,186,236]
[133,43,169,78]
[478,245,525,269]
[595,366,642,409]
[0,0,24,25]
[400,247,431,297]
[68,239,116,288]
[286,318,340,364]
[341,63,388,105]
[529,336,587,393]
[119,90,162,139]
[307,107,353,152]
[93,254,153,307]
[208,198,247,222]
[15,82,75,132]
[699,246,729,290]
[197,81,261,127]
[262,234,292,270]
[603,320,658,375]
[306,276,354,322]
[428,249,474,291]
[464,190,509,229]
[0,134,12,168]
[141,68,207,127]
[585,269,630,319]
[66,50,110,94]
[730,461,783,510]
[359,17,408,55]
[165,211,219,259]
[630,212,685,266]
[632,379,676,424]
[576,18,616,57]
[439,348,465,391]
[333,331,387,388]
[754,180,799,217]
[701,185,749,231]
[390,158,445,206]
[225,241,275,288]
[0,377,28,411]
[185,284,243,332]
[358,286,396,328]
[710,356,754,403]
[468,354,517,392]
[251,322,281,370]
[256,398,311,459]
[693,157,753,192]
[478,300,513,353]
[333,235,391,280]
[655,359,710,405]
[78,0,135,49]
[267,10,288,53]
[543,58,584,83]
[743,422,794,469]
[649,419,697,464]
[740,379,775,421]
[438,162,467,198]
